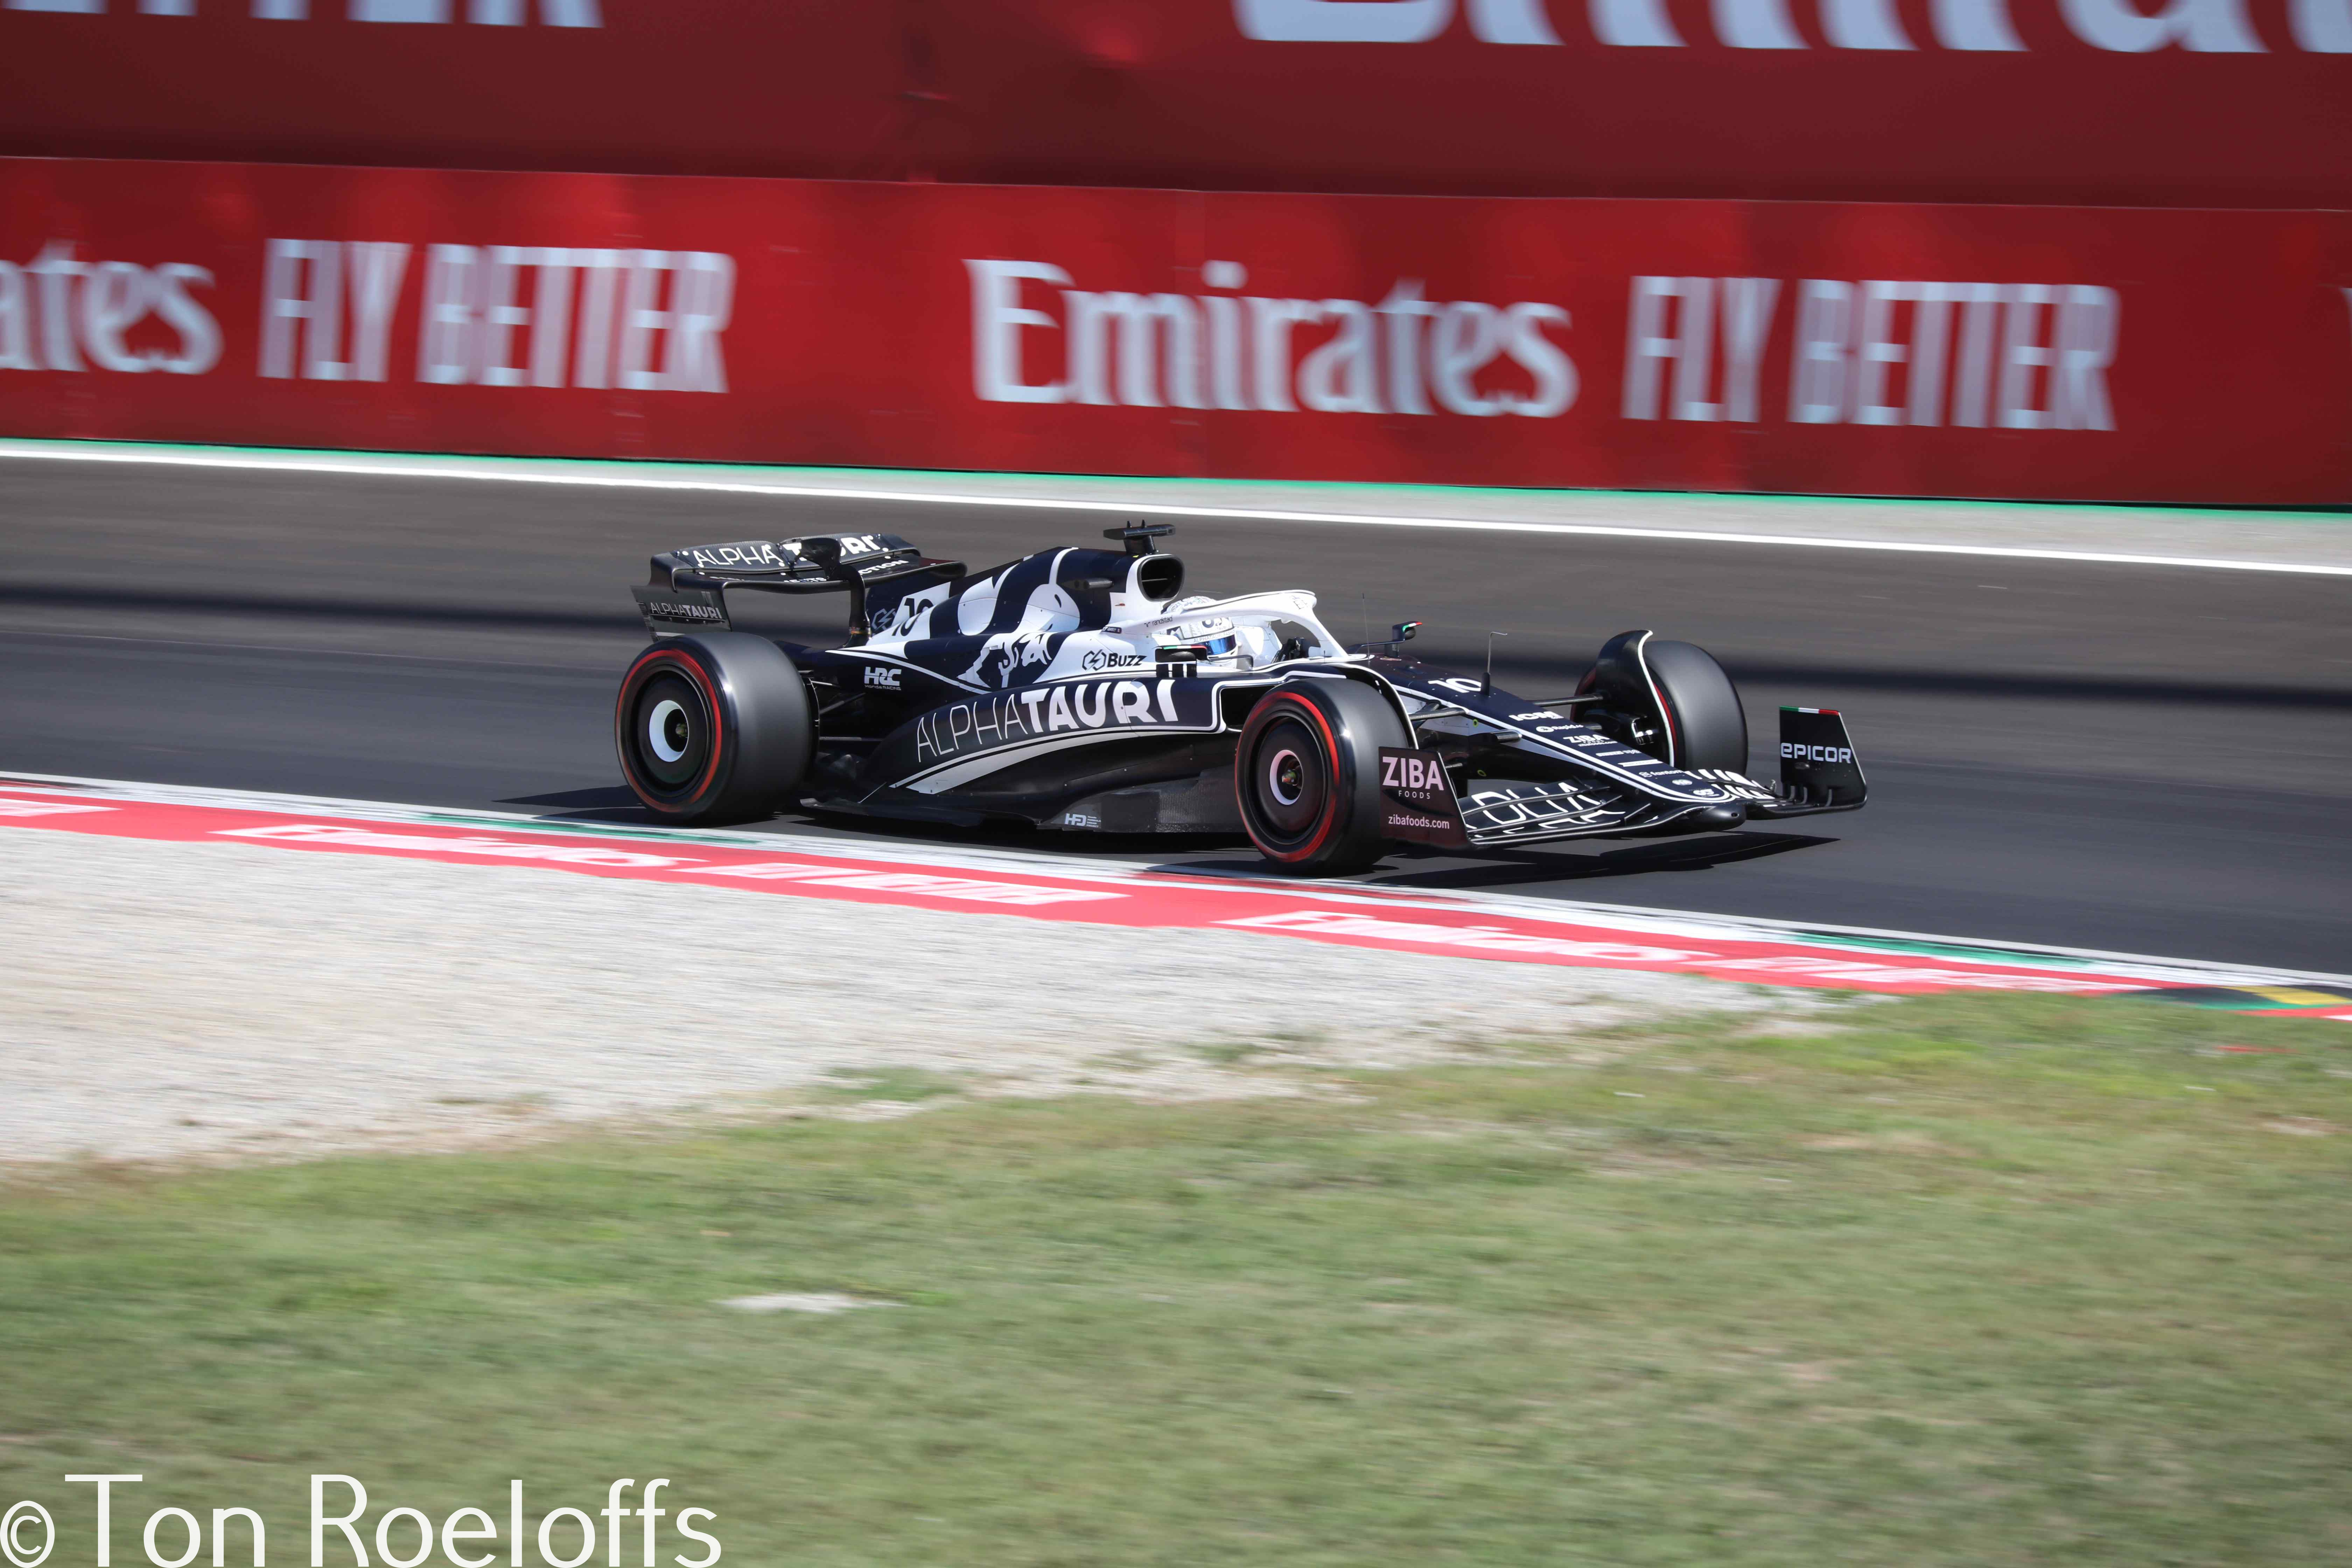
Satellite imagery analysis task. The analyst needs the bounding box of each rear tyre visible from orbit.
[1235,679,1409,876]
[615,634,814,824]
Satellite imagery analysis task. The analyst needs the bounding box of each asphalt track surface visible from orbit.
[3,457,2347,972]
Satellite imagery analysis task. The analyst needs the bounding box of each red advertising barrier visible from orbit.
[2,157,2348,504]
[1,1,2347,210]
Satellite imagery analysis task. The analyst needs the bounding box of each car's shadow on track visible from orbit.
[1351,832,1837,891]
[498,785,1840,893]
[504,786,1255,854]
[504,786,664,821]
[1157,832,1834,892]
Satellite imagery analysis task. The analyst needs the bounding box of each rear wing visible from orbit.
[632,532,964,642]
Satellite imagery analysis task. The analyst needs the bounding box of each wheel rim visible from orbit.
[626,669,712,794]
[1267,747,1306,805]
[1249,715,1330,845]
[647,699,691,763]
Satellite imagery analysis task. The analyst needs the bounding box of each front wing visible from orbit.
[1365,658,1868,849]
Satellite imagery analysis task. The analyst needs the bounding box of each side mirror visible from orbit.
[1350,619,1424,657]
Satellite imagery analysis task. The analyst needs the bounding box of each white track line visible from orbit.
[6,441,2348,578]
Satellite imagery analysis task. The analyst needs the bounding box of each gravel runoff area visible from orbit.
[5,439,2345,568]
[0,830,1761,1166]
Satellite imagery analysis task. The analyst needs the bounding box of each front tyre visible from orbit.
[1580,631,1748,773]
[1640,639,1748,772]
[1235,678,1410,876]
[615,634,814,824]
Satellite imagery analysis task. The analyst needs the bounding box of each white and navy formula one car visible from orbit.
[615,523,1865,875]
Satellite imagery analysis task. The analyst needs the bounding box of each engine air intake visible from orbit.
[1129,555,1185,602]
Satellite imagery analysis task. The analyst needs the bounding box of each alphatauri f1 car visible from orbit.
[615,523,1866,874]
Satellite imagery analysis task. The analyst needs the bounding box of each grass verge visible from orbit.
[4,995,2349,1566]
